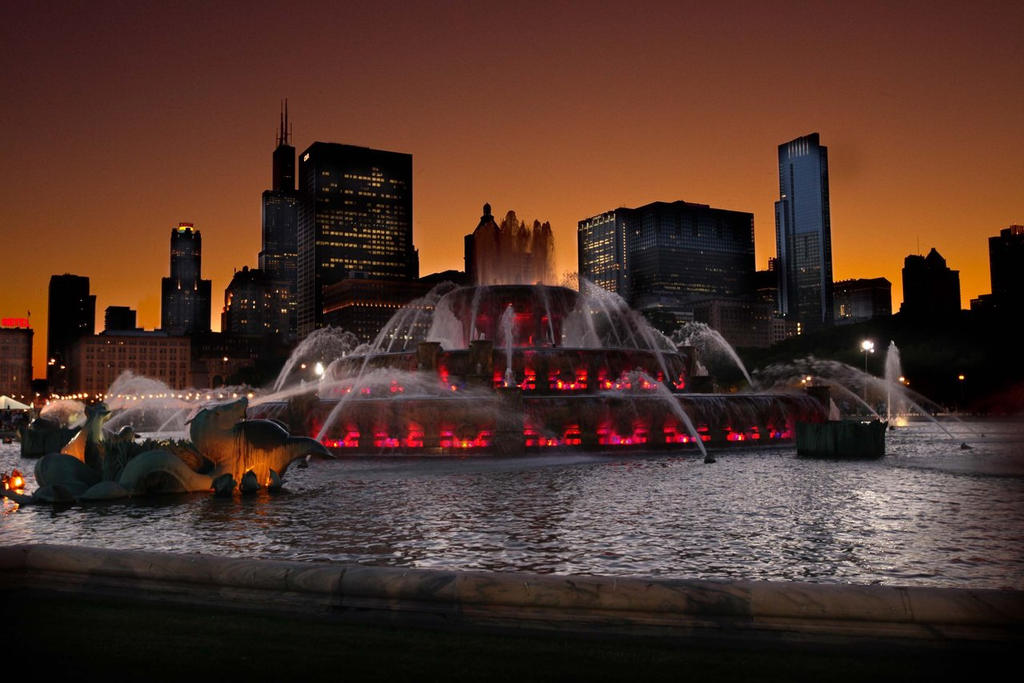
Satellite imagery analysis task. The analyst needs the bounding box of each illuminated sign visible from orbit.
[1,318,29,329]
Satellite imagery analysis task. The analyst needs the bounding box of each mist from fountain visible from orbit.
[613,370,708,459]
[470,209,554,286]
[884,341,906,425]
[272,327,362,392]
[561,281,676,382]
[103,370,254,436]
[500,304,515,387]
[754,356,972,443]
[672,322,754,389]
[38,399,87,428]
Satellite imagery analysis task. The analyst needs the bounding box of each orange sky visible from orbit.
[2,1,1021,376]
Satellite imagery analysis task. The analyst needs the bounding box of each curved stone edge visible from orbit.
[1,544,1021,642]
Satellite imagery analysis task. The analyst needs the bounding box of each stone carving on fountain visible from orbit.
[251,204,827,455]
[3,399,333,506]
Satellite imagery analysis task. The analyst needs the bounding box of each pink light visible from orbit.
[374,432,400,448]
[404,428,424,448]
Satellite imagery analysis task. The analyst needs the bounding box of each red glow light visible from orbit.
[404,429,424,448]
[374,432,400,448]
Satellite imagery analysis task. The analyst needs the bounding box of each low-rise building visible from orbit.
[70,331,191,396]
[690,297,775,349]
[0,319,33,399]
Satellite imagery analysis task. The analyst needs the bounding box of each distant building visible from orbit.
[578,209,628,296]
[221,266,291,340]
[297,142,417,338]
[160,223,212,335]
[189,333,262,389]
[753,258,780,313]
[900,248,960,318]
[104,306,138,333]
[988,225,1024,311]
[578,200,755,331]
[258,101,299,339]
[322,276,437,344]
[834,278,892,324]
[47,273,95,393]
[691,297,775,348]
[774,133,834,330]
[70,331,191,396]
[0,320,32,399]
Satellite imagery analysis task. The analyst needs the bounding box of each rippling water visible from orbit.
[3,418,1023,589]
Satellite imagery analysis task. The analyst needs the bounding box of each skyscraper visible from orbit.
[578,200,755,329]
[46,273,95,392]
[221,266,291,340]
[775,133,834,331]
[578,209,629,297]
[296,142,416,337]
[160,223,212,335]
[989,225,1024,305]
[259,101,299,339]
[900,248,961,318]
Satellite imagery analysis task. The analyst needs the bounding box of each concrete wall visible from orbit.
[1,544,1021,645]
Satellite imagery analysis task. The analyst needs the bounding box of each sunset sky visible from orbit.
[2,1,1021,374]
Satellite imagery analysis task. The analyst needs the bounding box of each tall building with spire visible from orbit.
[774,133,834,331]
[259,100,299,339]
[161,223,212,335]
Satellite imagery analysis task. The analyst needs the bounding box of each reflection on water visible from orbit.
[3,419,1023,589]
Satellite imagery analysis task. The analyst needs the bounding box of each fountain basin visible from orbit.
[257,284,828,454]
[253,390,823,455]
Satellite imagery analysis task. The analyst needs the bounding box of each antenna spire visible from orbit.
[277,99,292,147]
[284,98,290,145]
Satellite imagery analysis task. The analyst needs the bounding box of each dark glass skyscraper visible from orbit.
[775,133,834,331]
[46,273,95,391]
[296,142,416,337]
[259,101,299,338]
[160,223,212,335]
[579,201,755,314]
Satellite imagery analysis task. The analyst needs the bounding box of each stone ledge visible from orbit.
[2,544,1021,644]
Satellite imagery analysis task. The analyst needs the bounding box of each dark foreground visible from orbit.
[5,590,1012,683]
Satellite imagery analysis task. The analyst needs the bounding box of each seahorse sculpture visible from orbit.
[187,396,332,491]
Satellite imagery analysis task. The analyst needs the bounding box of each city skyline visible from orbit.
[2,1,1021,371]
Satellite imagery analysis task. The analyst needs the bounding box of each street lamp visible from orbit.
[860,339,875,405]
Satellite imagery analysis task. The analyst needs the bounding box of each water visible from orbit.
[3,418,1022,590]
[673,321,754,388]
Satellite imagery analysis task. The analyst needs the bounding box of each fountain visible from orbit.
[884,341,907,426]
[249,206,827,454]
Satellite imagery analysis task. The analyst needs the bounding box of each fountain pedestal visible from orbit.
[494,387,525,456]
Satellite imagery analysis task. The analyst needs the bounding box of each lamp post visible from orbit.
[860,339,875,408]
[957,373,966,413]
